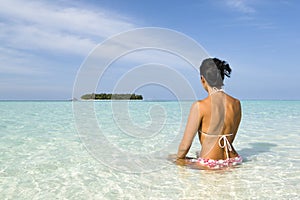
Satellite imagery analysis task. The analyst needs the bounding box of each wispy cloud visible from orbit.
[0,0,136,56]
[220,0,277,30]
[0,47,47,75]
[0,1,207,100]
[225,0,256,14]
[0,0,140,98]
[0,0,140,83]
[0,0,207,75]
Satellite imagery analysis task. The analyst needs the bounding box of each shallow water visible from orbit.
[0,100,299,199]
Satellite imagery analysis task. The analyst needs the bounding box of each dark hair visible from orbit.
[200,58,232,87]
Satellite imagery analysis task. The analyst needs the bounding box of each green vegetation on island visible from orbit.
[81,93,143,100]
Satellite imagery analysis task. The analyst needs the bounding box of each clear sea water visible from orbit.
[0,100,299,199]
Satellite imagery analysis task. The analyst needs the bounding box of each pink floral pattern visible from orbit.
[191,156,243,169]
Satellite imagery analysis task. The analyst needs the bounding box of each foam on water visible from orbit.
[0,101,299,199]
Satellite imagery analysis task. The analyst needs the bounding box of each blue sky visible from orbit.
[0,0,299,100]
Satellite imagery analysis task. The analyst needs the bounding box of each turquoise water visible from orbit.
[0,100,299,199]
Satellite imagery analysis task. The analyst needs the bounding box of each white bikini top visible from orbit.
[200,131,233,160]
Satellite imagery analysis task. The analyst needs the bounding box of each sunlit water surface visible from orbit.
[0,101,299,199]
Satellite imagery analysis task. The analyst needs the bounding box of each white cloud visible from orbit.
[0,0,140,82]
[225,0,256,14]
[0,24,96,56]
[0,1,208,75]
[0,47,47,75]
[0,0,136,56]
[0,1,208,100]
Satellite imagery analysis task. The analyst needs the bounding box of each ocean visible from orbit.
[0,100,299,199]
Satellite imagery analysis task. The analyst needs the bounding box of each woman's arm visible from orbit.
[177,101,201,159]
[231,99,242,143]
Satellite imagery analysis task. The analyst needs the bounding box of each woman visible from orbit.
[176,58,242,169]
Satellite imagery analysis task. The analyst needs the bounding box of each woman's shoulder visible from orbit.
[225,94,241,112]
[195,97,209,106]
[225,93,240,104]
[194,98,210,113]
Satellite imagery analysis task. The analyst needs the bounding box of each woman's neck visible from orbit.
[208,87,224,96]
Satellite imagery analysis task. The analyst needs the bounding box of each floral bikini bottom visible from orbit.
[189,155,243,169]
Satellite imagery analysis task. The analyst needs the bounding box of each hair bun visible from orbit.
[212,58,232,80]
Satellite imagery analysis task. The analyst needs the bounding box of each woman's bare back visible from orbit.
[198,93,241,160]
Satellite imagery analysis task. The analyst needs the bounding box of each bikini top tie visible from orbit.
[218,134,233,159]
[201,131,233,160]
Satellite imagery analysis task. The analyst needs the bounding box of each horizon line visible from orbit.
[0,98,300,101]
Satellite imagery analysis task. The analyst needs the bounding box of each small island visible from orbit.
[81,93,143,100]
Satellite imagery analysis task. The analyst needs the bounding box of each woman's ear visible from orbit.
[201,76,208,92]
[201,76,205,85]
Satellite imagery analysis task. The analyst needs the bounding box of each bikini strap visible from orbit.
[200,131,232,137]
[218,134,233,160]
